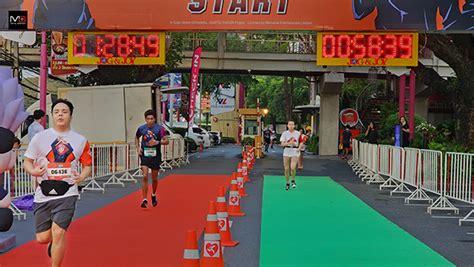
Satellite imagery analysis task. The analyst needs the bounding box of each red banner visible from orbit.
[188,47,202,125]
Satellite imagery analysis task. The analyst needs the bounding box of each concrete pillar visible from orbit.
[319,72,344,156]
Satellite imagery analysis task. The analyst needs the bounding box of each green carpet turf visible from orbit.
[259,176,453,267]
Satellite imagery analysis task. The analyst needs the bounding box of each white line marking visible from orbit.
[431,216,463,219]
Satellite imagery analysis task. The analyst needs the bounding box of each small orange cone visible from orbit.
[216,186,239,247]
[201,201,224,267]
[242,162,250,182]
[237,162,243,176]
[235,172,248,197]
[228,179,245,217]
[183,230,200,267]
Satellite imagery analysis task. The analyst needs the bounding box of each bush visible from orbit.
[221,137,236,144]
[306,135,319,154]
[379,112,426,148]
[241,137,255,147]
[428,141,473,153]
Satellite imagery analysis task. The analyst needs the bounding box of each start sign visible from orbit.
[317,32,419,67]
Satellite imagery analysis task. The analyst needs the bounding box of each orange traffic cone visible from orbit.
[242,162,250,182]
[216,186,239,247]
[201,201,224,267]
[235,172,248,197]
[183,230,200,267]
[228,179,245,217]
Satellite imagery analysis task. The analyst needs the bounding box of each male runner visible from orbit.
[135,109,169,208]
[280,121,301,190]
[23,99,92,267]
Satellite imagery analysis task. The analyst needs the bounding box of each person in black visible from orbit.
[365,122,379,144]
[342,125,352,160]
[263,127,271,152]
[399,116,411,147]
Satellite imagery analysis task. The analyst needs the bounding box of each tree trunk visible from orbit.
[416,34,474,147]
[283,76,291,121]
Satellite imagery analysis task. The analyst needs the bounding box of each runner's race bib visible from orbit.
[144,147,157,157]
[47,163,72,181]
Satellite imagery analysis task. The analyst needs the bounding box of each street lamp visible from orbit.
[262,108,269,116]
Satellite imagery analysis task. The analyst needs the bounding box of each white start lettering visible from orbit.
[187,0,288,15]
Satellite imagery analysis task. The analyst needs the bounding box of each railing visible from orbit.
[2,138,187,220]
[181,32,315,54]
[350,141,474,226]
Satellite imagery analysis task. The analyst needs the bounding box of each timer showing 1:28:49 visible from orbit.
[68,32,166,65]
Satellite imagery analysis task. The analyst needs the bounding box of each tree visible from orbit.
[415,33,474,147]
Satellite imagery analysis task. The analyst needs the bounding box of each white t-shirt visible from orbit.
[28,121,44,142]
[280,130,301,157]
[24,128,92,203]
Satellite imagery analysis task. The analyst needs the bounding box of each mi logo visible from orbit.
[8,11,28,30]
[188,0,289,15]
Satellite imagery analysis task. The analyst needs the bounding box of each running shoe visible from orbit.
[47,242,52,258]
[285,183,290,191]
[151,195,158,207]
[291,180,297,189]
[141,199,148,208]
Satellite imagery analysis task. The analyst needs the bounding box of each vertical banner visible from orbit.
[188,47,202,125]
[51,31,77,76]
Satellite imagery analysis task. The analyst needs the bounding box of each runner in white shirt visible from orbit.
[24,99,92,267]
[280,121,301,190]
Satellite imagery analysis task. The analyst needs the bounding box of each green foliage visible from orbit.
[379,112,426,148]
[221,137,236,144]
[241,137,255,147]
[428,142,473,153]
[246,76,309,125]
[306,135,319,154]
[340,79,382,109]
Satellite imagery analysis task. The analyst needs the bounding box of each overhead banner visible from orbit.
[4,0,474,31]
[188,47,202,124]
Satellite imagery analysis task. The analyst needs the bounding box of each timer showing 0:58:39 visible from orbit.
[72,33,161,58]
[321,34,413,59]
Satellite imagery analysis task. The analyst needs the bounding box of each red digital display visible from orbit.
[68,32,166,65]
[317,32,418,67]
[322,34,412,59]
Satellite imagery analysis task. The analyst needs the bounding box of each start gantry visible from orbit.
[187,0,289,15]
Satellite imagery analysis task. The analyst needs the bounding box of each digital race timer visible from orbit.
[316,32,418,67]
[67,32,166,65]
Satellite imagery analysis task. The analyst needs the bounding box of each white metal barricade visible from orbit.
[115,144,137,183]
[160,141,173,170]
[390,147,412,195]
[348,139,359,167]
[431,152,472,216]
[356,142,369,177]
[3,149,32,220]
[366,144,385,184]
[103,144,125,187]
[405,148,432,204]
[169,139,180,167]
[380,146,400,190]
[81,144,106,193]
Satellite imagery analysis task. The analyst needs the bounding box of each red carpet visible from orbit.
[0,174,232,267]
